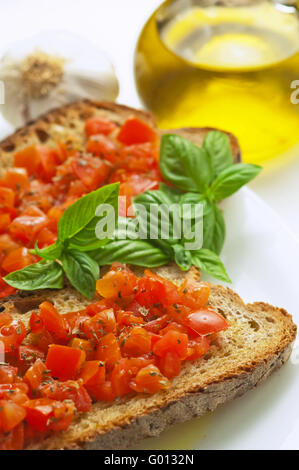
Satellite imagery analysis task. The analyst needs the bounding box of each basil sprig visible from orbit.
[98,131,261,283]
[4,183,120,299]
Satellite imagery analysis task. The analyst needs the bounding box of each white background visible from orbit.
[0,0,298,239]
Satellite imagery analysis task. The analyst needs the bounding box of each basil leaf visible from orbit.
[180,192,205,220]
[209,164,262,202]
[134,190,181,245]
[191,249,231,283]
[4,260,64,291]
[159,183,184,202]
[61,250,99,299]
[58,182,119,247]
[33,241,64,261]
[93,240,171,267]
[160,134,213,192]
[173,244,192,271]
[203,131,234,177]
[202,202,226,255]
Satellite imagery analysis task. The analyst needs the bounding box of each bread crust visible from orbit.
[0,101,295,450]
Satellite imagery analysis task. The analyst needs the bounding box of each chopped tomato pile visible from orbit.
[0,116,161,297]
[0,263,228,449]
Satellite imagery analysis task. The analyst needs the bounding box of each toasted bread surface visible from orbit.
[0,100,241,176]
[0,101,295,449]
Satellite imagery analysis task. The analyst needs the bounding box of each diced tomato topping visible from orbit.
[73,154,110,190]
[86,135,118,162]
[46,345,85,381]
[0,400,27,432]
[0,365,18,384]
[184,308,229,336]
[39,302,69,341]
[83,308,116,342]
[29,312,44,334]
[1,168,29,191]
[14,146,41,176]
[24,398,74,432]
[85,117,117,137]
[78,360,105,385]
[95,333,121,369]
[120,327,151,357]
[0,422,24,450]
[153,330,189,359]
[40,380,92,413]
[24,359,50,393]
[1,247,32,273]
[0,187,15,207]
[130,365,170,394]
[96,264,137,300]
[117,117,158,145]
[0,319,26,353]
[0,275,16,298]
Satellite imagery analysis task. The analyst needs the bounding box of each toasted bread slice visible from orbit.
[1,265,296,450]
[0,100,241,176]
[0,101,295,449]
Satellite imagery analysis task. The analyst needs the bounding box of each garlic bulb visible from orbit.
[0,31,119,128]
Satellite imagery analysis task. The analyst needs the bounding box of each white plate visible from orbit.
[133,187,299,450]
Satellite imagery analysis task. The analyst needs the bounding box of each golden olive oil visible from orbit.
[134,0,299,164]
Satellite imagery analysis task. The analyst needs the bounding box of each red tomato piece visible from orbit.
[130,365,170,394]
[35,227,57,248]
[0,320,26,353]
[184,308,229,336]
[85,117,117,137]
[83,308,116,341]
[1,247,32,273]
[1,168,29,191]
[0,234,20,255]
[111,358,131,397]
[73,155,110,190]
[29,312,44,334]
[96,264,137,300]
[46,345,86,381]
[78,360,105,385]
[86,134,118,162]
[68,337,95,360]
[95,333,121,369]
[0,400,27,432]
[143,315,169,334]
[40,380,92,413]
[157,351,181,379]
[37,146,60,182]
[14,146,41,176]
[25,398,74,432]
[24,359,50,393]
[153,330,188,359]
[116,311,145,328]
[8,206,48,245]
[186,336,210,360]
[117,117,158,145]
[17,345,45,372]
[120,327,152,357]
[39,301,69,341]
[0,187,15,207]
[0,365,18,384]
[88,380,116,402]
[179,279,211,309]
[0,212,11,233]
[0,422,24,450]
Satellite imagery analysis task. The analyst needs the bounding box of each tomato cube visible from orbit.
[46,345,85,380]
[117,117,158,145]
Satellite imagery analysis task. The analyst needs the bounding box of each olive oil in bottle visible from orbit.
[134,0,299,164]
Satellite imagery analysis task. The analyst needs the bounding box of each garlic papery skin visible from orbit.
[0,30,119,128]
